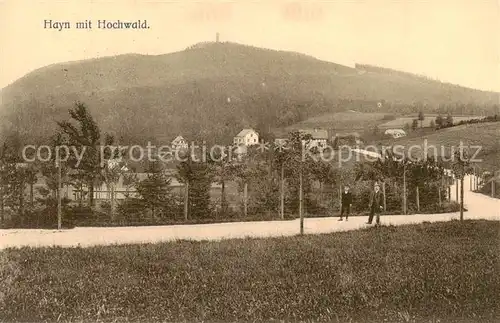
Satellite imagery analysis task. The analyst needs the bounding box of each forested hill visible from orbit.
[0,42,498,144]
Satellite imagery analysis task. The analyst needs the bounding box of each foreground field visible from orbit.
[1,220,499,322]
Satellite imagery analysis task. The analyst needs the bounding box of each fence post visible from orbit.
[438,184,442,207]
[280,164,285,220]
[339,183,342,214]
[403,164,407,215]
[416,186,420,212]
[382,182,386,212]
[184,181,189,221]
[57,159,62,230]
[244,182,248,218]
[299,170,304,234]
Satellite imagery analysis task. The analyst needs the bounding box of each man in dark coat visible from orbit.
[339,185,352,221]
[367,183,383,225]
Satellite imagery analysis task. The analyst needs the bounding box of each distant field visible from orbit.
[1,220,498,322]
[287,110,390,131]
[381,122,500,170]
[379,114,483,129]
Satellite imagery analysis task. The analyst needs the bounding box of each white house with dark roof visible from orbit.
[299,128,329,151]
[233,128,259,146]
[171,135,188,150]
[384,129,406,139]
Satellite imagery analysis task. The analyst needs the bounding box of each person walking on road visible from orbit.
[367,183,383,225]
[339,185,353,221]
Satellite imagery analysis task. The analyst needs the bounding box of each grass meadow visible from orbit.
[1,220,499,322]
[381,122,500,170]
[378,115,483,129]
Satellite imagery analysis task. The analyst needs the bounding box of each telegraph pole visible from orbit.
[299,168,304,234]
[382,181,386,212]
[57,157,62,230]
[280,163,285,219]
[403,163,407,215]
[183,142,190,221]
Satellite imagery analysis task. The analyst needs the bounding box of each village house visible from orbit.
[332,132,363,148]
[233,128,259,146]
[171,135,188,150]
[384,129,407,139]
[299,129,329,151]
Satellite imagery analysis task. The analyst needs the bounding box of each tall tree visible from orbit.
[0,142,17,221]
[418,111,425,128]
[435,114,444,128]
[411,119,418,131]
[176,149,214,220]
[430,120,436,130]
[212,146,237,215]
[135,161,174,219]
[445,114,454,128]
[57,102,111,208]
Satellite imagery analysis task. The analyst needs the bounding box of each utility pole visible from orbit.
[492,178,496,198]
[110,182,115,219]
[183,142,190,221]
[473,166,477,191]
[338,182,342,214]
[460,176,464,221]
[416,186,420,212]
[459,158,465,221]
[299,168,304,235]
[455,179,459,202]
[57,158,62,230]
[382,181,386,212]
[0,165,3,222]
[280,163,284,219]
[403,163,407,215]
[244,182,248,217]
[438,183,442,207]
[184,181,189,221]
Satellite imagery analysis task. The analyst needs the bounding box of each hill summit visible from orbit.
[0,42,498,144]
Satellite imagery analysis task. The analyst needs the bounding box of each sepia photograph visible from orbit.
[0,0,499,322]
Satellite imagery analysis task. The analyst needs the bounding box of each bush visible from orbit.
[117,197,147,220]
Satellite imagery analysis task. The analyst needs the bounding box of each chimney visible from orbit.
[216,32,220,42]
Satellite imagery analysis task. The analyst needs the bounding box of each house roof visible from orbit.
[235,129,257,137]
[334,132,361,138]
[172,135,186,143]
[299,129,329,140]
[385,129,406,133]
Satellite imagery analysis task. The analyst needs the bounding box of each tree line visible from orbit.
[0,103,473,228]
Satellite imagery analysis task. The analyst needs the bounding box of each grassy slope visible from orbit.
[0,42,498,144]
[379,115,483,129]
[286,110,389,132]
[1,220,499,322]
[380,122,500,170]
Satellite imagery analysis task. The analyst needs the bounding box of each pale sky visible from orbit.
[1,0,499,92]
